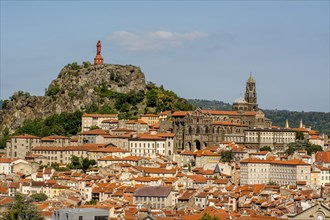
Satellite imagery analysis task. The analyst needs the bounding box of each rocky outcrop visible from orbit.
[0,63,146,134]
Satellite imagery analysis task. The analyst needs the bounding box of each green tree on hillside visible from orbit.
[14,111,82,137]
[0,128,10,149]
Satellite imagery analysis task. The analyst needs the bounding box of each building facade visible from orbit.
[244,128,296,151]
[133,186,173,209]
[240,158,311,186]
[172,76,272,152]
[81,113,118,132]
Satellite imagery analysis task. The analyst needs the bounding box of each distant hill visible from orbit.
[188,99,232,111]
[188,99,330,136]
[262,110,330,136]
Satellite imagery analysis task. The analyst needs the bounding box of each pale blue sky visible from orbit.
[1,1,329,112]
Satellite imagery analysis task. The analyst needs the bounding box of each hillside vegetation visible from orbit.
[0,62,194,148]
[189,99,330,136]
[0,62,194,137]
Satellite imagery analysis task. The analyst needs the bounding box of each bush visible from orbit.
[45,84,60,96]
[67,62,80,70]
[30,193,48,202]
[260,146,272,152]
[83,61,90,68]
[1,100,9,109]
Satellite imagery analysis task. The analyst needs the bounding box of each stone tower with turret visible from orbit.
[244,74,258,111]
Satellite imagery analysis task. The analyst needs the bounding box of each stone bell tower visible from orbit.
[244,73,258,111]
[94,40,104,65]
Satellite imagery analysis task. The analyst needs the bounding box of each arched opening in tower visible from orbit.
[195,140,201,150]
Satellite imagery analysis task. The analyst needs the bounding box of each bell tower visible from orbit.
[244,73,258,111]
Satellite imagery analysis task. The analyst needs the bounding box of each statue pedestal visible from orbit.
[94,55,103,65]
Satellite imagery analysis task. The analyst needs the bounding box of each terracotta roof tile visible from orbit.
[133,186,171,197]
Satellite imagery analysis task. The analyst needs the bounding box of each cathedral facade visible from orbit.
[172,75,272,152]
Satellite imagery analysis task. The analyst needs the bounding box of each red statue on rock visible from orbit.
[94,40,104,65]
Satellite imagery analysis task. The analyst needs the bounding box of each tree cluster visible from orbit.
[1,194,45,220]
[146,82,194,113]
[68,155,97,173]
[0,128,10,149]
[286,140,323,156]
[45,83,60,96]
[14,111,82,137]
[259,146,272,152]
[220,150,234,162]
[30,193,48,202]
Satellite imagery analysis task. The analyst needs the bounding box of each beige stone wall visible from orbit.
[7,137,40,159]
[104,137,129,149]
[129,140,165,158]
[270,164,297,185]
[296,165,311,185]
[133,193,173,209]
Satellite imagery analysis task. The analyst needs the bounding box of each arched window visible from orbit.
[205,126,209,134]
[188,126,192,134]
[196,126,200,134]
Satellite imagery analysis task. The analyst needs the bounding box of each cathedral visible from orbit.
[172,75,273,152]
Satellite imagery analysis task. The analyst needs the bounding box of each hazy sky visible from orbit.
[1,1,329,112]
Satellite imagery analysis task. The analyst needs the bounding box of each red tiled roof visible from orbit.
[211,121,243,126]
[187,174,207,183]
[102,119,119,123]
[315,151,330,163]
[133,186,171,197]
[41,135,69,141]
[172,111,189,117]
[133,133,165,140]
[135,166,177,174]
[180,151,197,156]
[122,156,143,161]
[249,151,269,155]
[82,113,118,117]
[141,114,159,117]
[79,129,109,135]
[240,158,309,166]
[11,134,39,139]
[0,158,16,163]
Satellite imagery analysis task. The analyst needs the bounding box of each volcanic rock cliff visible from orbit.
[0,62,146,133]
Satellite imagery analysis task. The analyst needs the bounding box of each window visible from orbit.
[79,217,83,220]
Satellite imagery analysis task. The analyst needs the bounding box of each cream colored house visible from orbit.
[40,135,71,147]
[133,186,173,209]
[140,114,160,126]
[82,113,118,132]
[129,134,166,158]
[240,158,311,185]
[6,134,40,159]
[244,128,296,151]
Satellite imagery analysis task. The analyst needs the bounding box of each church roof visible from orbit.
[234,97,248,104]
